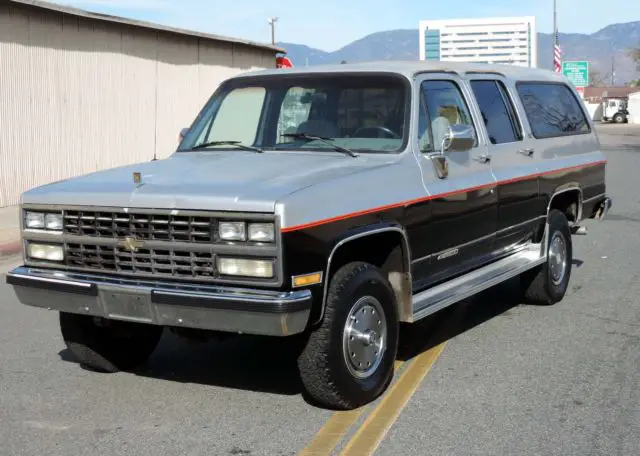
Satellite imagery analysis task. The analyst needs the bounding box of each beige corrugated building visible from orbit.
[0,0,284,207]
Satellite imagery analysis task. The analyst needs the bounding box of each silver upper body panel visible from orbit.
[21,149,395,214]
[238,59,569,83]
[19,60,602,229]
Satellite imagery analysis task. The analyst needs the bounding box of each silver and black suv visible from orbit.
[6,60,612,410]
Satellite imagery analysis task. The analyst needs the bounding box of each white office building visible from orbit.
[418,17,537,68]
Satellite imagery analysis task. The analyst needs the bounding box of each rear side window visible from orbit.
[470,80,523,144]
[516,82,590,138]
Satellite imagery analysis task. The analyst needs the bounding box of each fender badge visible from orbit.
[133,172,142,184]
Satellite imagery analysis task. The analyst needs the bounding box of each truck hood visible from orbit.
[22,150,389,212]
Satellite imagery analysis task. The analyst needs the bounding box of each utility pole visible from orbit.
[551,0,562,72]
[611,54,615,85]
[553,0,557,68]
[268,17,278,45]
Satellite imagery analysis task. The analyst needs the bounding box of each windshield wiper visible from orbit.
[281,133,358,157]
[188,140,263,153]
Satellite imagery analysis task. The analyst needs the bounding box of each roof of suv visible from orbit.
[242,60,567,83]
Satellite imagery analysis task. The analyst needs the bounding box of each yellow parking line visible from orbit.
[339,341,448,455]
[298,407,367,456]
[298,361,403,456]
[299,304,459,456]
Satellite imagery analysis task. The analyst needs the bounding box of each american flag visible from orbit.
[553,29,562,72]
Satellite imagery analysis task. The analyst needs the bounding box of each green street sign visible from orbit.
[562,61,589,87]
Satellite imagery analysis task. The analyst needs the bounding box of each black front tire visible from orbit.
[520,209,573,305]
[297,262,399,410]
[60,312,163,373]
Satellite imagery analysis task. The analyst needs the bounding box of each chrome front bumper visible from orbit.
[6,267,312,337]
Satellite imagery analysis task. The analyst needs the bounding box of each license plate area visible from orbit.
[100,289,154,322]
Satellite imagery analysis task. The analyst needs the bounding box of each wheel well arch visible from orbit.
[315,226,413,326]
[547,186,583,224]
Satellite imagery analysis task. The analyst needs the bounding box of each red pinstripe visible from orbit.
[280,159,607,233]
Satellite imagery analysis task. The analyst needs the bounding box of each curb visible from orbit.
[0,239,21,258]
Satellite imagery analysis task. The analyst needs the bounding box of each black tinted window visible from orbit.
[516,83,590,138]
[470,80,522,144]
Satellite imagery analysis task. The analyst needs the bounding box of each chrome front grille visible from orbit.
[63,210,216,243]
[65,243,216,279]
[21,206,284,285]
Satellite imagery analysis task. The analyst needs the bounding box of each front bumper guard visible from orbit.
[6,267,312,337]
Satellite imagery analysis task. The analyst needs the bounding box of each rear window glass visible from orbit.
[516,83,590,138]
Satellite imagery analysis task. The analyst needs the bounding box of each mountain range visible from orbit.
[278,21,640,85]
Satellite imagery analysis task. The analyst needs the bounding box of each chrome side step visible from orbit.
[411,242,546,322]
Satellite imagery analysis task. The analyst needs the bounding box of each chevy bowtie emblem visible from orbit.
[120,236,144,253]
[133,172,142,184]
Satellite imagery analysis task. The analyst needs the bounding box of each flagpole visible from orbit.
[553,0,557,66]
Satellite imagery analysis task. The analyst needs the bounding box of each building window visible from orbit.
[424,28,441,60]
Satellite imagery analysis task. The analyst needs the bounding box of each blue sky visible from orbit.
[46,0,639,51]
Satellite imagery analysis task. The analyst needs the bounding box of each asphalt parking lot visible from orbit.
[1,123,638,456]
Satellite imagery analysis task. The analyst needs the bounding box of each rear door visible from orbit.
[468,74,541,254]
[410,73,498,292]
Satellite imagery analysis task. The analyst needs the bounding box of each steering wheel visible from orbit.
[351,126,401,139]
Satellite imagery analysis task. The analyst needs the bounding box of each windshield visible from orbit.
[178,73,410,154]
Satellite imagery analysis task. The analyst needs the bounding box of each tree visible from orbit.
[628,48,640,72]
[589,67,610,86]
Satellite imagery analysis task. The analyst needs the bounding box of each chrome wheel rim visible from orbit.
[548,232,568,285]
[342,296,387,379]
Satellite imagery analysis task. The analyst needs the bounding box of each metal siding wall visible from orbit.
[0,4,274,207]
[155,33,200,160]
[0,6,33,208]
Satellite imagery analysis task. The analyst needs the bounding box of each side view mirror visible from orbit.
[428,124,476,180]
[441,124,475,153]
[179,127,189,142]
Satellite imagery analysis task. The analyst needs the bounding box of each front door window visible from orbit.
[418,80,475,153]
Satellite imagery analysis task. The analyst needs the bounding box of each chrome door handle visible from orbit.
[474,154,491,163]
[518,148,534,156]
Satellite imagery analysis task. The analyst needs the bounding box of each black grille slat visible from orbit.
[65,242,216,279]
[63,210,217,243]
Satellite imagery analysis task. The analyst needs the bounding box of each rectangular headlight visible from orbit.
[45,213,63,230]
[27,243,64,262]
[217,257,273,278]
[248,223,275,242]
[25,211,45,229]
[24,211,63,231]
[219,221,246,241]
